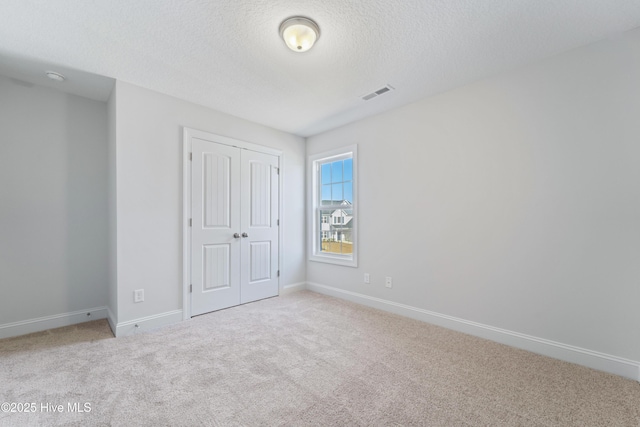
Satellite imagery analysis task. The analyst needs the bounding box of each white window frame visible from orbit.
[307,145,358,267]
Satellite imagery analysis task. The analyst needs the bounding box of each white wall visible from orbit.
[112,81,305,329]
[306,30,640,364]
[0,75,108,332]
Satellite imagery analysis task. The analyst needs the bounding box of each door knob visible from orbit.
[242,232,249,238]
[233,233,240,238]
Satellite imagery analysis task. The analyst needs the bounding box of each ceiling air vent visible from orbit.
[361,84,394,101]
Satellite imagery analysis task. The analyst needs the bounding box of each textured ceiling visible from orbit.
[1,0,640,137]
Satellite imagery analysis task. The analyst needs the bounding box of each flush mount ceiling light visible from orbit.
[279,17,320,52]
[45,71,66,82]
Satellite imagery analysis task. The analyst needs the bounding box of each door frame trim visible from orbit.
[182,127,283,320]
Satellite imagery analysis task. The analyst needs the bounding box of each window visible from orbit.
[308,145,357,267]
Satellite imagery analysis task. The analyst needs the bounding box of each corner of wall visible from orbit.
[107,80,118,328]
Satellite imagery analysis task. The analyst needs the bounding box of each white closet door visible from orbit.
[240,149,279,304]
[190,136,279,316]
[191,138,241,316]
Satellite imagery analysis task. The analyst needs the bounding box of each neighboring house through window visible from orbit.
[308,145,357,267]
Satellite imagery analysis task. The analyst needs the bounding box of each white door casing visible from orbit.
[184,129,281,317]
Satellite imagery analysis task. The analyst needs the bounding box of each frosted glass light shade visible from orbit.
[279,17,320,52]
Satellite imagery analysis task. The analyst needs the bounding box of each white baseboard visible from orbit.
[114,309,183,337]
[307,282,640,382]
[106,307,117,336]
[281,282,307,295]
[0,306,108,340]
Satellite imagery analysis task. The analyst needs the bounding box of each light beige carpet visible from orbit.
[1,291,638,426]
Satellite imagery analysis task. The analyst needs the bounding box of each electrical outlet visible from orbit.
[385,277,392,288]
[134,289,144,303]
[364,273,370,284]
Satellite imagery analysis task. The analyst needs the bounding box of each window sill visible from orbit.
[309,254,357,268]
